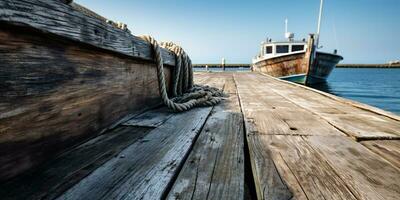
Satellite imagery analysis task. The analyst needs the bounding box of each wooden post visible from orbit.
[304,34,316,85]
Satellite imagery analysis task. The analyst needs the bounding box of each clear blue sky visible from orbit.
[76,0,399,64]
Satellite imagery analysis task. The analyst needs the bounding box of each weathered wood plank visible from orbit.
[122,107,174,128]
[0,26,172,181]
[0,0,176,65]
[240,116,358,199]
[232,72,400,199]
[259,135,358,199]
[56,106,212,200]
[196,74,400,199]
[361,140,400,169]
[244,134,294,200]
[268,72,400,122]
[233,73,293,199]
[0,126,152,200]
[306,136,400,200]
[254,73,400,139]
[167,75,245,200]
[234,73,345,137]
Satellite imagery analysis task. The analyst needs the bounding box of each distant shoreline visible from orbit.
[336,64,400,68]
[193,64,400,68]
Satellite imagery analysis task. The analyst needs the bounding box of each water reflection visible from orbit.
[307,68,400,114]
[308,81,337,95]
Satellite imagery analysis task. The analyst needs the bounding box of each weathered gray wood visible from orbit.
[123,107,174,127]
[232,72,400,199]
[0,0,176,66]
[167,76,245,200]
[234,73,345,137]
[0,27,172,181]
[232,73,294,199]
[260,135,358,199]
[266,72,400,122]
[56,106,213,200]
[244,133,294,200]
[307,136,400,200]
[231,74,395,199]
[361,140,400,169]
[0,126,151,200]
[254,73,400,139]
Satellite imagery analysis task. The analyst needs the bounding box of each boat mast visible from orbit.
[285,18,288,34]
[284,18,294,41]
[316,0,324,48]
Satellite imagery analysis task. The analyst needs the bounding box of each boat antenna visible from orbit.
[316,0,324,48]
[285,18,288,34]
[284,18,294,41]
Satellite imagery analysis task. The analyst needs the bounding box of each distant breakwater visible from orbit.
[193,64,250,68]
[336,64,400,68]
[193,64,400,68]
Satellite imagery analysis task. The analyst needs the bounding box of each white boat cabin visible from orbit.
[260,40,307,58]
[253,19,309,63]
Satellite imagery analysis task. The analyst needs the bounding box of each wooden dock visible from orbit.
[1,1,399,199]
[1,72,399,200]
[193,63,400,68]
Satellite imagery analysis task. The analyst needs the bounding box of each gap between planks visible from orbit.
[167,73,246,200]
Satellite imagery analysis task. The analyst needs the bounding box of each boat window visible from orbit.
[266,46,272,54]
[292,45,304,52]
[276,45,289,53]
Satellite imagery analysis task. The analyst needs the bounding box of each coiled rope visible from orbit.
[140,35,224,112]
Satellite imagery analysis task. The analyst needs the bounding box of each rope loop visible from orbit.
[140,35,224,112]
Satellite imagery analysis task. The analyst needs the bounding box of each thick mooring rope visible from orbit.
[140,35,224,112]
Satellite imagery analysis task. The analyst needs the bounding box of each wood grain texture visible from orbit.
[254,72,400,139]
[167,75,245,200]
[122,106,174,128]
[232,72,400,200]
[361,140,400,169]
[262,71,400,122]
[244,130,293,200]
[234,73,345,137]
[260,135,357,200]
[0,27,172,181]
[306,136,400,200]
[0,126,151,200]
[253,52,308,77]
[56,106,212,200]
[234,73,293,199]
[235,88,356,199]
[0,0,176,65]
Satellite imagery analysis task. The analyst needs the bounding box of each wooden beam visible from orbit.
[0,27,172,181]
[0,0,176,66]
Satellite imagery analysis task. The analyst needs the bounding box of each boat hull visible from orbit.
[252,51,342,85]
[280,73,307,83]
[252,52,308,79]
[306,52,343,85]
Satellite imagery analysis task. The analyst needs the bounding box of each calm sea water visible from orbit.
[310,68,400,114]
[194,67,400,114]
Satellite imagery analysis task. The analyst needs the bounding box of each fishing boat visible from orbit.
[252,0,343,85]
